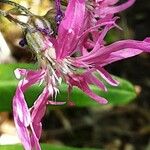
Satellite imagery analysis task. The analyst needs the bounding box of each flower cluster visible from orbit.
[6,0,150,150]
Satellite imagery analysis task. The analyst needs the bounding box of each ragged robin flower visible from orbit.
[0,0,150,150]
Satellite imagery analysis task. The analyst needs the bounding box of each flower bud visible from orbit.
[31,17,53,35]
[25,30,48,53]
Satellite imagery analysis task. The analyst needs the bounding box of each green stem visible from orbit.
[0,0,33,16]
[0,9,32,30]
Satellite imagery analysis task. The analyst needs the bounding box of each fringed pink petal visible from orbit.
[100,48,142,66]
[13,85,31,150]
[14,68,45,91]
[13,82,31,126]
[14,119,31,150]
[84,71,107,91]
[56,0,85,59]
[144,37,150,43]
[30,123,41,150]
[80,81,108,104]
[78,17,119,56]
[79,19,116,42]
[107,0,135,14]
[68,75,108,104]
[95,0,135,18]
[30,87,51,150]
[31,87,50,126]
[13,69,46,150]
[101,0,119,5]
[47,101,66,105]
[96,66,119,86]
[75,39,150,64]
[87,24,115,54]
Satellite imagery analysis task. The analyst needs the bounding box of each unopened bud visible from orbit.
[25,30,48,53]
[32,17,53,36]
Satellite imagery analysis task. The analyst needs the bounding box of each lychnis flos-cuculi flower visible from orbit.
[0,0,150,150]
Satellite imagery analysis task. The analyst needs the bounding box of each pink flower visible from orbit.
[85,0,136,32]
[93,0,136,18]
[12,0,150,149]
[13,69,45,150]
[13,68,65,150]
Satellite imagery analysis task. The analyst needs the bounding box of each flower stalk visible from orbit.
[0,0,33,16]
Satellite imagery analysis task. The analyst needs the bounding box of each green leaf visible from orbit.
[0,63,137,111]
[0,144,100,150]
